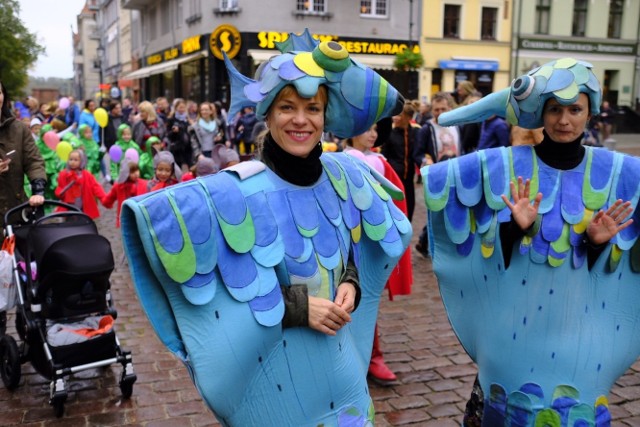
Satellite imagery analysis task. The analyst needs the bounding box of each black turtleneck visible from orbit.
[534,130,585,170]
[260,134,323,186]
[501,131,604,269]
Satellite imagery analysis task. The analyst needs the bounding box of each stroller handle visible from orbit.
[4,200,82,227]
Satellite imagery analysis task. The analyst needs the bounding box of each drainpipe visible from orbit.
[513,0,523,80]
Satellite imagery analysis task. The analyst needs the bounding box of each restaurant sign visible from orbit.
[519,37,635,55]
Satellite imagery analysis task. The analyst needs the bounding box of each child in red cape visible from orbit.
[102,159,148,227]
[54,149,106,219]
[147,151,182,192]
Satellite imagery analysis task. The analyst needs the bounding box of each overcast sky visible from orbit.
[18,0,88,78]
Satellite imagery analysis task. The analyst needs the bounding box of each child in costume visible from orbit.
[344,121,413,386]
[119,29,409,426]
[109,124,142,179]
[54,149,106,219]
[35,123,64,201]
[146,150,181,192]
[102,159,147,227]
[181,157,218,182]
[139,136,163,180]
[422,58,639,426]
[75,124,101,180]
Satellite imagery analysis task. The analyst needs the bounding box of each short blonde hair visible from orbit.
[138,101,157,122]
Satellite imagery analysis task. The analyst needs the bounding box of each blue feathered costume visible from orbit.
[423,58,640,425]
[120,30,410,426]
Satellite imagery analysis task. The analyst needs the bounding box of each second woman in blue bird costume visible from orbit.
[422,58,638,426]
[120,29,410,426]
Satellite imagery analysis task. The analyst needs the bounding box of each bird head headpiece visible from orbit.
[438,57,602,129]
[224,29,405,138]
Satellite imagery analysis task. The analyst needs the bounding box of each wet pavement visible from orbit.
[1,134,640,426]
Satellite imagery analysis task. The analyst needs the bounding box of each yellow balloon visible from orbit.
[56,141,73,162]
[322,142,338,152]
[94,107,109,128]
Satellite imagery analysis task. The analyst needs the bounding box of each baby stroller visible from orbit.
[0,200,136,417]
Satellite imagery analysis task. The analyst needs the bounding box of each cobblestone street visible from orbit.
[2,135,640,426]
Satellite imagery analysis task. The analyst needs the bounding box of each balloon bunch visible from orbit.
[42,131,74,162]
[108,145,139,164]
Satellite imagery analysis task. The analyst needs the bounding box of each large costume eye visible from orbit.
[312,41,350,72]
[512,75,535,101]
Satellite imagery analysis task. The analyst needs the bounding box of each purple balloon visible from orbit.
[125,147,140,164]
[109,145,123,163]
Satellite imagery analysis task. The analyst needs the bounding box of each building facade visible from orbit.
[118,0,420,104]
[419,0,513,102]
[71,1,101,102]
[512,0,640,108]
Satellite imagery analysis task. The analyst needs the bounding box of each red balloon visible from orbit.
[43,131,60,150]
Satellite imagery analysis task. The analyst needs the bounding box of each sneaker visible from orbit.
[415,242,429,258]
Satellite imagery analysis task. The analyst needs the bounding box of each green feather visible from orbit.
[217,209,255,254]
[362,219,387,241]
[141,197,196,283]
[534,409,562,427]
[322,160,348,201]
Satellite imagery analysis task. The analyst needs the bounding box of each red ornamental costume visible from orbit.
[102,179,148,227]
[381,159,412,299]
[54,169,106,219]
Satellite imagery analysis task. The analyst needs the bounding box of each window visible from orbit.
[535,0,551,35]
[481,7,497,40]
[443,4,461,38]
[190,0,202,15]
[105,0,118,27]
[296,0,326,13]
[608,0,623,38]
[161,0,170,35]
[220,0,239,9]
[175,0,183,28]
[360,0,387,17]
[572,0,587,37]
[148,7,157,40]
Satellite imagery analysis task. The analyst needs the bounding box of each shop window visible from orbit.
[535,0,550,35]
[572,0,587,37]
[360,0,387,17]
[297,0,326,13]
[481,7,497,40]
[608,0,623,39]
[443,4,461,38]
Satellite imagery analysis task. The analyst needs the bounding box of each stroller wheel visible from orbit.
[120,372,137,399]
[52,394,66,418]
[0,335,21,390]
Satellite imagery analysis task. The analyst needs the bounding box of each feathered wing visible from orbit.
[121,153,411,426]
[422,146,640,426]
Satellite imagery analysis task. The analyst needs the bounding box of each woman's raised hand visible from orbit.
[587,199,634,245]
[501,177,543,231]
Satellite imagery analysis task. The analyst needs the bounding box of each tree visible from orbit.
[393,48,424,71]
[0,0,45,98]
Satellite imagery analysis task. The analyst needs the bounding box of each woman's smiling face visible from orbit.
[265,86,326,159]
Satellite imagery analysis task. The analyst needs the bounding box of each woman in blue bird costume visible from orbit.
[119,29,410,426]
[422,57,639,426]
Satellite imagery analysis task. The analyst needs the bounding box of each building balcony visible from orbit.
[121,0,154,10]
